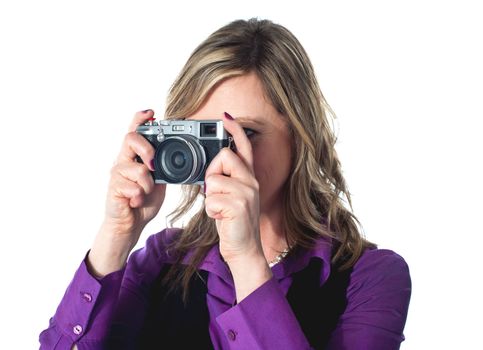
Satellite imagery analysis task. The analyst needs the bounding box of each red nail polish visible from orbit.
[149,159,156,171]
[224,112,234,120]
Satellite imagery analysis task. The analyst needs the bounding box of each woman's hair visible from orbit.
[162,18,375,301]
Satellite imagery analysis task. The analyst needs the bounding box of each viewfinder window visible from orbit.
[201,123,217,137]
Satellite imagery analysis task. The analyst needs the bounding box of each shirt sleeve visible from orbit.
[326,249,412,350]
[215,276,312,349]
[38,252,126,350]
[39,229,175,350]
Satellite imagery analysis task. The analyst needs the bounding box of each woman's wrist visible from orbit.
[227,251,273,303]
[87,224,136,278]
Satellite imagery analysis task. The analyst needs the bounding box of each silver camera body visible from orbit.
[136,119,233,184]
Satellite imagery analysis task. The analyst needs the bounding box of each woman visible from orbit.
[40,18,411,349]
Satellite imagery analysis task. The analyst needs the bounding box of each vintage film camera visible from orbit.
[136,119,233,184]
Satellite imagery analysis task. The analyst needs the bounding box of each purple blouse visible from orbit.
[39,228,411,349]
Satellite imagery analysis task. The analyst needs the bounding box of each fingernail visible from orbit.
[149,159,156,171]
[224,112,234,120]
[142,109,152,113]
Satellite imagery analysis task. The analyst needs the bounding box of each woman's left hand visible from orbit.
[204,112,264,265]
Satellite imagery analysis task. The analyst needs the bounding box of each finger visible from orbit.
[205,148,254,184]
[205,193,240,221]
[222,112,254,172]
[205,192,258,221]
[145,182,167,206]
[204,174,257,197]
[128,109,155,132]
[112,162,155,196]
[117,132,156,170]
[110,176,146,208]
[205,174,258,199]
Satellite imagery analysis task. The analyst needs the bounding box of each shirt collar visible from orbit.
[185,234,333,287]
[271,235,333,287]
[183,243,233,284]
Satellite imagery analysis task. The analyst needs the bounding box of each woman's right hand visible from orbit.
[87,110,166,277]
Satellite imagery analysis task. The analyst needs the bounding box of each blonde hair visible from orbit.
[162,18,375,301]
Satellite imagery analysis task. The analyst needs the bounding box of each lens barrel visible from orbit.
[154,136,206,183]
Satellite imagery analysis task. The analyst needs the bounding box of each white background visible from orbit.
[1,0,482,349]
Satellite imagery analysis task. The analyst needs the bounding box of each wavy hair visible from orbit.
[161,18,375,301]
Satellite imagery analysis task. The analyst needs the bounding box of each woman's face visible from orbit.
[189,72,293,213]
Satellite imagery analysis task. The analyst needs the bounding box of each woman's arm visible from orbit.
[39,252,126,349]
[40,110,167,349]
[39,230,174,349]
[202,114,313,348]
[216,275,313,349]
[326,249,412,349]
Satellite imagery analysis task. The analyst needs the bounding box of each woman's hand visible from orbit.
[104,109,166,238]
[88,110,166,277]
[204,112,272,301]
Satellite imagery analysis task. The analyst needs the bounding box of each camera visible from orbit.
[136,119,233,184]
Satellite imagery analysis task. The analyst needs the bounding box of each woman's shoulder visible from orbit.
[124,228,183,279]
[354,248,409,275]
[132,228,183,261]
[355,247,409,274]
[344,247,411,319]
[148,227,183,252]
[348,247,411,292]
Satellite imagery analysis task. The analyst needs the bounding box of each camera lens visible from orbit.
[171,151,186,169]
[155,136,205,183]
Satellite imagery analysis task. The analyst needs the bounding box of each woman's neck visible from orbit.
[259,207,289,262]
